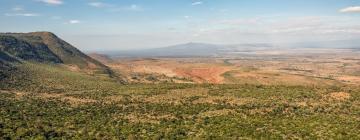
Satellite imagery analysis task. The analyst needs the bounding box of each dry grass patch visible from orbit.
[0,90,28,99]
[12,91,28,99]
[124,114,176,124]
[232,71,335,86]
[37,93,97,106]
[199,109,236,117]
[249,108,274,115]
[193,96,254,106]
[328,92,351,101]
[144,88,209,104]
[174,67,231,83]
[3,90,98,106]
[104,95,124,103]
[295,101,308,107]
[64,64,81,72]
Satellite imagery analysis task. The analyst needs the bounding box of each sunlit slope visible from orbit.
[0,32,115,77]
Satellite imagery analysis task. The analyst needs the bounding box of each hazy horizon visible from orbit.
[1,0,360,51]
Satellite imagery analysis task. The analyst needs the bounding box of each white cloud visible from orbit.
[88,2,111,8]
[191,1,203,6]
[5,13,40,17]
[339,6,360,13]
[6,6,40,17]
[68,20,80,24]
[129,4,142,11]
[181,16,360,44]
[12,6,24,11]
[37,0,63,5]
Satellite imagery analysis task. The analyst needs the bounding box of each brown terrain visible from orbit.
[90,48,360,86]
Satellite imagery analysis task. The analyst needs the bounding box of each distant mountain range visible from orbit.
[108,43,275,57]
[280,40,360,49]
[105,40,360,57]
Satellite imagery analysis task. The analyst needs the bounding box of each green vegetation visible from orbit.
[1,32,359,139]
[1,62,360,139]
[0,32,115,77]
[0,35,62,63]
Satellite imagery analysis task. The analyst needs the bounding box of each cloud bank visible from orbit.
[340,6,360,13]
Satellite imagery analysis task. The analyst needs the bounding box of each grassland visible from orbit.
[1,62,360,139]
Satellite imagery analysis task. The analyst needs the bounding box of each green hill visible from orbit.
[0,32,124,85]
[0,32,110,68]
[0,35,61,63]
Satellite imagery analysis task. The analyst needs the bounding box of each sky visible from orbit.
[0,0,360,51]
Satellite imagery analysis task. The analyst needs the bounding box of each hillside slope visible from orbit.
[0,32,124,85]
[0,32,109,68]
[0,35,61,63]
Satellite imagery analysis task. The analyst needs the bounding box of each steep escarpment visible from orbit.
[0,35,62,63]
[0,32,109,68]
[0,32,120,82]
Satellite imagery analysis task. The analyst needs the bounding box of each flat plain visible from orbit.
[106,48,360,86]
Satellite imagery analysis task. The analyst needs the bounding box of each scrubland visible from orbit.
[1,61,360,139]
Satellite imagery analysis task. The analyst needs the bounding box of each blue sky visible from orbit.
[0,0,360,51]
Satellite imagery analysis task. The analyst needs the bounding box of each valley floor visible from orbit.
[1,63,360,139]
[106,52,360,85]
